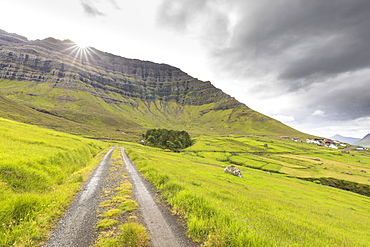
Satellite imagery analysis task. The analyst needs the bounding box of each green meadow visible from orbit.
[1,113,370,246]
[124,135,370,246]
[187,135,370,185]
[0,117,108,246]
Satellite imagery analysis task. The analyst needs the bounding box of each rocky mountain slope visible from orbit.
[0,29,304,139]
[355,133,370,147]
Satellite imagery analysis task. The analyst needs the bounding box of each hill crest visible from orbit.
[0,29,303,139]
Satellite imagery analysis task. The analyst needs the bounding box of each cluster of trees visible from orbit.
[142,129,193,150]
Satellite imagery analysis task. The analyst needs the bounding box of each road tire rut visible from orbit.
[121,147,195,247]
[44,148,114,247]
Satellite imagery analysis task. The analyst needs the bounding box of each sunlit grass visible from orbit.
[0,117,107,246]
[125,137,370,246]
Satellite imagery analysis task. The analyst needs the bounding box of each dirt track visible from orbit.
[43,147,196,247]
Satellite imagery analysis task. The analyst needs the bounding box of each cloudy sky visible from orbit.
[1,0,369,138]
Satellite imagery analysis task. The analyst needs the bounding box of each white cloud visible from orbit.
[312,110,325,116]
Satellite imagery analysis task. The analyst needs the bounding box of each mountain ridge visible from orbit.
[0,29,305,139]
[331,134,361,145]
[355,133,370,147]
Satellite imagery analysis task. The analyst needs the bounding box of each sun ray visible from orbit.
[62,41,97,65]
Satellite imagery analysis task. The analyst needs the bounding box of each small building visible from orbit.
[328,143,338,149]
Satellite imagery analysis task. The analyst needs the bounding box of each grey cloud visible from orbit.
[291,70,370,122]
[315,82,370,121]
[225,0,370,83]
[158,0,370,84]
[80,1,105,17]
[80,0,121,16]
[157,0,209,31]
[157,0,370,123]
[109,0,121,10]
[276,1,370,81]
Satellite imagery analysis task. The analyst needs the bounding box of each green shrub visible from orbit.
[143,129,193,150]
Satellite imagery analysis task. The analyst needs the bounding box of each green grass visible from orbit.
[96,223,150,247]
[0,117,107,246]
[124,137,370,246]
[101,209,122,218]
[119,200,139,213]
[96,219,118,230]
[188,135,370,185]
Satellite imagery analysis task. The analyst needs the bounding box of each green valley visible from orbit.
[1,29,370,246]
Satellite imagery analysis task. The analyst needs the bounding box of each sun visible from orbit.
[64,39,97,63]
[75,41,89,50]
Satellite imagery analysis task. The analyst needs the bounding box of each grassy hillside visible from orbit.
[187,135,370,185]
[123,135,370,246]
[0,79,304,140]
[0,117,108,246]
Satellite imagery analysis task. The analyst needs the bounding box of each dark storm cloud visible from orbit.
[80,1,105,17]
[265,0,370,81]
[157,0,370,82]
[157,0,370,121]
[305,73,370,121]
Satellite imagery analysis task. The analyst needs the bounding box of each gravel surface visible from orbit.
[43,148,114,247]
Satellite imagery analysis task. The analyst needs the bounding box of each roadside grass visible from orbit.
[124,138,370,246]
[0,117,108,246]
[95,148,150,247]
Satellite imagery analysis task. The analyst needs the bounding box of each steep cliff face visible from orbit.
[0,31,240,108]
[0,29,302,139]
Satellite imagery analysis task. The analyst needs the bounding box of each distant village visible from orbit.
[281,136,368,151]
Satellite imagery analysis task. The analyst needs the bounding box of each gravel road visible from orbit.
[44,148,114,247]
[121,147,196,247]
[43,147,198,247]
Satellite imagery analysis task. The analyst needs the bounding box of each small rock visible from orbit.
[224,165,243,178]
